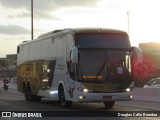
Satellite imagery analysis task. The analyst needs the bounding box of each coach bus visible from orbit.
[17,28,135,109]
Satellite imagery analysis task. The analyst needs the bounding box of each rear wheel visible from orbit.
[59,86,72,107]
[24,85,41,102]
[103,101,115,110]
[31,95,42,102]
[24,87,32,101]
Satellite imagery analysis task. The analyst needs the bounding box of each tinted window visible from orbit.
[76,33,130,49]
[77,49,131,81]
[148,78,160,85]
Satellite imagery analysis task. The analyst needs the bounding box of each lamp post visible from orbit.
[127,11,130,35]
[31,0,33,40]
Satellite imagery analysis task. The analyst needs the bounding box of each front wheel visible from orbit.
[103,101,115,110]
[59,87,72,107]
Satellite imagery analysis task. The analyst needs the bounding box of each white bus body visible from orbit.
[17,28,134,108]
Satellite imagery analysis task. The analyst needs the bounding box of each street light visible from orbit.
[31,0,33,40]
[127,11,130,35]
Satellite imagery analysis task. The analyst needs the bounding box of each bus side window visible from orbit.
[48,61,56,86]
[17,46,20,53]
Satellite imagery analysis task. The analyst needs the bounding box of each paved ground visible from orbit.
[133,88,160,102]
[0,82,160,103]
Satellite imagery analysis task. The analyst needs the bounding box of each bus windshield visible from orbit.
[75,33,132,82]
[77,49,132,82]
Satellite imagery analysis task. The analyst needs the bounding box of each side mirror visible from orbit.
[131,46,143,63]
[71,46,78,64]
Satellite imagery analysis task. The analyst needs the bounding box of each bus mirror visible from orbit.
[131,46,143,63]
[71,46,78,64]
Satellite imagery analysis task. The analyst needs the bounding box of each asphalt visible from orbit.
[0,82,160,103]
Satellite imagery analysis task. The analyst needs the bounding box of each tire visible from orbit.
[103,101,115,110]
[59,86,72,107]
[24,86,41,102]
[31,95,42,102]
[24,87,32,101]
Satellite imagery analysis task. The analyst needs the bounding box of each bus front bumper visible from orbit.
[77,91,133,103]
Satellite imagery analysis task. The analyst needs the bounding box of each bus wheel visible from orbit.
[59,87,72,107]
[24,87,32,101]
[103,101,115,109]
[24,87,41,102]
[32,95,42,102]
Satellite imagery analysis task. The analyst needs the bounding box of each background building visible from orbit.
[139,42,160,71]
[135,42,160,87]
[0,54,17,80]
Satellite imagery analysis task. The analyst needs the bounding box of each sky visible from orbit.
[0,0,160,57]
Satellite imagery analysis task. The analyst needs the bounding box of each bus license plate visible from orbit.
[103,96,112,99]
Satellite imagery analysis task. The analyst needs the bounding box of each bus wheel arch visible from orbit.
[58,83,72,107]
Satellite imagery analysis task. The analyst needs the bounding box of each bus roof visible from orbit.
[18,28,128,46]
[38,28,127,38]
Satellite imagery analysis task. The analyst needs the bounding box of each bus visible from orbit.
[17,28,134,109]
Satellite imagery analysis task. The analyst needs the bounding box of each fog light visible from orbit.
[129,95,133,99]
[79,96,85,100]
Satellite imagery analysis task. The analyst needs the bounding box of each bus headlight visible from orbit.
[83,88,89,92]
[78,88,93,93]
[125,88,131,92]
[42,79,48,82]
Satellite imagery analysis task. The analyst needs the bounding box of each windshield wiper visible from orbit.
[95,51,108,81]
